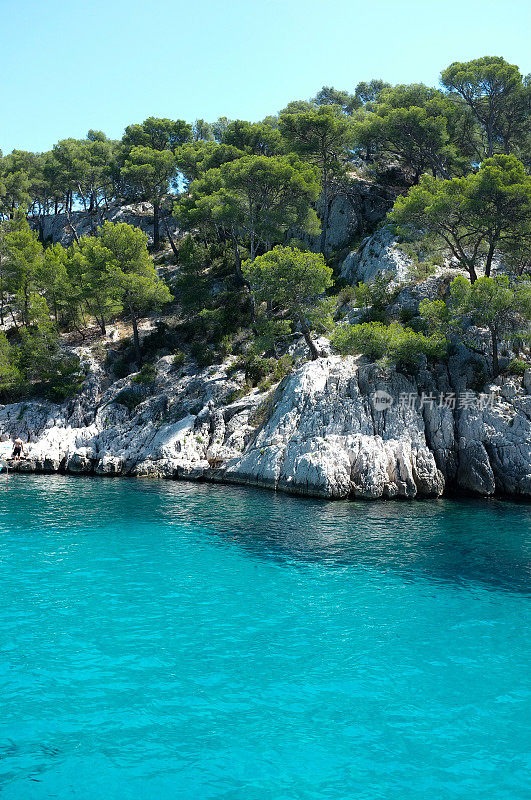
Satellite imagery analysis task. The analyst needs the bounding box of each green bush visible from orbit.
[257,355,293,392]
[141,321,180,355]
[172,350,186,369]
[190,341,216,367]
[114,388,143,411]
[110,354,135,379]
[132,362,157,384]
[354,274,399,322]
[331,320,446,367]
[0,326,84,402]
[41,355,85,401]
[225,383,252,403]
[336,284,357,306]
[507,358,529,376]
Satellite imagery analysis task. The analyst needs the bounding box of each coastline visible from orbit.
[1,354,529,503]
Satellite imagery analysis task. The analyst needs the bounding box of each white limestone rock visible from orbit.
[0,346,528,501]
[222,357,444,499]
[341,227,411,285]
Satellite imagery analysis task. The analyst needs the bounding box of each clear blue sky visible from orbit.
[0,0,529,154]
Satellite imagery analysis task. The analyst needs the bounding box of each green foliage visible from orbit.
[190,341,217,367]
[331,320,446,367]
[40,355,84,402]
[172,350,186,369]
[122,117,192,153]
[353,105,455,181]
[231,353,292,389]
[278,105,354,250]
[0,314,83,402]
[313,86,361,114]
[242,245,334,359]
[390,155,531,280]
[420,275,531,375]
[354,79,391,104]
[256,355,293,392]
[175,154,321,272]
[174,141,244,184]
[243,245,333,311]
[113,387,143,411]
[89,222,172,356]
[441,56,526,157]
[0,332,22,394]
[0,58,528,410]
[132,362,157,384]
[353,274,399,321]
[507,358,529,376]
[398,240,440,281]
[221,120,284,156]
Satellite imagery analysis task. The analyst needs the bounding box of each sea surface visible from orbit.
[0,475,530,799]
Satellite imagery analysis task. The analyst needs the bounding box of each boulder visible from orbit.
[341,227,411,285]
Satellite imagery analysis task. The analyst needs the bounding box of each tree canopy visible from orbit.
[390,155,531,281]
[242,245,333,359]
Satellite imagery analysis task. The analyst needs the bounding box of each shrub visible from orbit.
[398,307,417,326]
[507,358,529,376]
[132,362,157,384]
[225,383,252,403]
[336,284,357,306]
[257,355,293,392]
[353,274,399,323]
[113,388,143,411]
[142,321,180,355]
[331,321,446,367]
[41,355,85,401]
[190,341,216,367]
[172,350,186,369]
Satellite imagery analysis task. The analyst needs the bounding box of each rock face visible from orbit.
[32,182,393,256]
[295,181,394,254]
[0,350,529,501]
[221,358,443,499]
[30,203,180,248]
[341,227,411,285]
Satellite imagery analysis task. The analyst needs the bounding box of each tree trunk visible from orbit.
[9,306,19,332]
[65,210,80,245]
[0,270,4,326]
[163,219,179,260]
[490,327,499,376]
[130,308,142,364]
[319,168,329,254]
[300,318,321,360]
[485,240,496,278]
[23,283,29,327]
[153,200,160,251]
[487,133,494,158]
[232,235,248,287]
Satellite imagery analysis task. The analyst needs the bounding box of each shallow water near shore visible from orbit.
[0,475,530,799]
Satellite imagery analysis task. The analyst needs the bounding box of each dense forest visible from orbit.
[0,55,529,402]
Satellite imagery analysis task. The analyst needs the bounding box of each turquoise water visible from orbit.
[0,476,530,799]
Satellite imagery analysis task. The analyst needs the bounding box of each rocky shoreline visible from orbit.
[1,350,530,501]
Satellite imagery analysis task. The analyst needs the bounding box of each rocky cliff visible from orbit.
[10,212,530,502]
[31,203,180,248]
[31,180,393,254]
[1,346,529,500]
